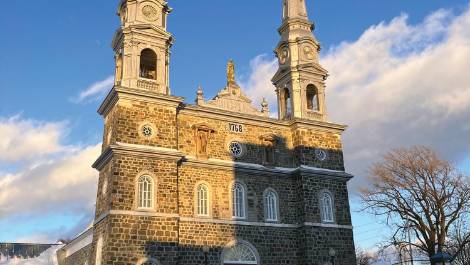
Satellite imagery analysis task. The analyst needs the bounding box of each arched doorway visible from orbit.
[222,240,259,265]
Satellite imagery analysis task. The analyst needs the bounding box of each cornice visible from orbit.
[92,142,184,170]
[180,105,346,133]
[289,118,347,132]
[180,104,289,130]
[278,18,314,34]
[182,157,353,181]
[98,86,184,116]
[92,143,352,180]
[93,210,353,230]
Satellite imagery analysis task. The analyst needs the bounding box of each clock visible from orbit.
[142,5,159,22]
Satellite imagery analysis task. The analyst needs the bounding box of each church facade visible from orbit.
[58,0,357,264]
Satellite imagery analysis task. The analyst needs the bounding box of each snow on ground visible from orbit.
[0,245,63,265]
[371,261,393,265]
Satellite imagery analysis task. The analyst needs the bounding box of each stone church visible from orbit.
[58,0,357,264]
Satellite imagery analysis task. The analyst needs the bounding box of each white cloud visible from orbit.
[0,115,100,240]
[243,6,470,189]
[0,144,100,218]
[0,116,71,162]
[72,76,114,103]
[240,55,278,113]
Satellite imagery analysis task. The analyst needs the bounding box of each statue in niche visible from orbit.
[197,130,209,158]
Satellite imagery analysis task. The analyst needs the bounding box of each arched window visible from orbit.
[232,182,246,219]
[115,53,123,85]
[264,189,279,222]
[140,49,157,80]
[306,84,319,111]
[284,87,292,118]
[138,175,154,209]
[222,241,259,265]
[282,0,288,20]
[321,192,334,223]
[136,258,160,265]
[197,184,209,216]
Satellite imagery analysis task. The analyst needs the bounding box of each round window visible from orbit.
[315,149,328,161]
[141,124,154,138]
[229,141,244,158]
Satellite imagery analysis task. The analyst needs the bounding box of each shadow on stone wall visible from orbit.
[138,137,355,265]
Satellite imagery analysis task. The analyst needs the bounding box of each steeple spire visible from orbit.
[283,0,308,21]
[272,0,328,121]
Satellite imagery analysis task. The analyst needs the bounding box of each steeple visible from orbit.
[111,0,173,95]
[283,0,308,21]
[273,0,328,121]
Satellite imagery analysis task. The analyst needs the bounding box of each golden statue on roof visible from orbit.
[227,59,235,84]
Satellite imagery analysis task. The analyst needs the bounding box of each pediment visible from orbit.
[202,82,266,117]
[196,60,269,118]
[297,62,328,76]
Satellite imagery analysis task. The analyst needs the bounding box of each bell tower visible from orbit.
[272,0,328,121]
[112,0,173,95]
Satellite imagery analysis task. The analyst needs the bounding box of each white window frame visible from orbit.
[196,183,210,217]
[137,175,154,210]
[263,188,279,222]
[231,182,247,219]
[221,239,260,265]
[320,190,335,223]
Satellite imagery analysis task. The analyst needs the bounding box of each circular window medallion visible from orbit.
[229,141,244,158]
[139,123,155,139]
[315,149,328,161]
[142,5,159,21]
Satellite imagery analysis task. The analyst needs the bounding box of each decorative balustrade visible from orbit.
[305,110,324,120]
[137,79,160,92]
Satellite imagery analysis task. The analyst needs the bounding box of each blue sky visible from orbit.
[1,0,470,253]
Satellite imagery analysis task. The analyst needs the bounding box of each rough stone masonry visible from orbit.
[57,0,357,264]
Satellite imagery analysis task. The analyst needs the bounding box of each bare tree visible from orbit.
[447,219,470,265]
[360,146,470,264]
[356,247,376,265]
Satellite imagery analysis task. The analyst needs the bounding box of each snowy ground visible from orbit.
[0,245,62,265]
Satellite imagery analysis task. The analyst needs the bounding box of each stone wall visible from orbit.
[64,93,356,265]
[112,99,179,150]
[64,244,92,265]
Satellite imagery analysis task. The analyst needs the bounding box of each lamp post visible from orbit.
[430,252,452,265]
[203,246,210,265]
[329,248,336,265]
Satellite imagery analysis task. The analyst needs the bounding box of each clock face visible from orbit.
[142,5,159,22]
[303,45,315,60]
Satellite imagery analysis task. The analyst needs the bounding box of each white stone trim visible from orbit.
[61,227,94,258]
[109,210,179,218]
[181,105,347,133]
[94,211,353,230]
[180,217,298,228]
[183,157,353,180]
[303,222,353,229]
[92,142,183,170]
